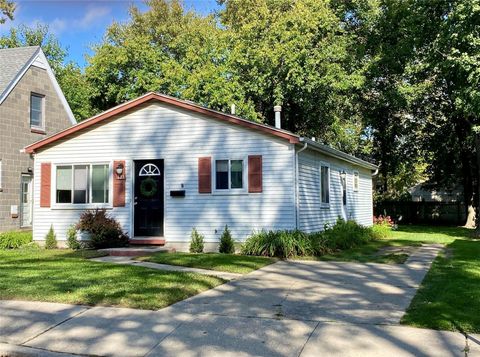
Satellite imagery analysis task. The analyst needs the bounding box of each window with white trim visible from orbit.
[215,159,244,190]
[353,171,359,192]
[56,164,109,204]
[30,93,44,128]
[320,164,330,205]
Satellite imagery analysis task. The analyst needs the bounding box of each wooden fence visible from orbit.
[374,201,466,225]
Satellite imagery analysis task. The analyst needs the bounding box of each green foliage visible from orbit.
[321,219,374,251]
[76,209,129,249]
[242,219,376,258]
[189,228,204,253]
[218,225,235,254]
[0,0,15,24]
[44,226,57,249]
[66,225,81,250]
[0,230,32,249]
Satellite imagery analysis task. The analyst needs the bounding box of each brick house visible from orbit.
[0,46,75,231]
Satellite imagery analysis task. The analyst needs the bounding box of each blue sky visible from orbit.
[0,0,220,68]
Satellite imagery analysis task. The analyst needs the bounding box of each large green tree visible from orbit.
[0,0,14,24]
[86,0,256,119]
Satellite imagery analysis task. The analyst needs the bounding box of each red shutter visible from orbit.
[248,155,263,193]
[198,157,212,193]
[40,163,51,207]
[113,160,126,207]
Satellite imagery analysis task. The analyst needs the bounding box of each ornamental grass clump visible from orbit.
[44,225,58,249]
[219,225,235,254]
[321,218,373,251]
[189,228,205,253]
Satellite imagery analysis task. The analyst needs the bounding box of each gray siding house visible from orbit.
[0,46,75,231]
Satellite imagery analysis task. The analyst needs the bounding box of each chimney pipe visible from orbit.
[274,105,282,129]
[231,104,236,115]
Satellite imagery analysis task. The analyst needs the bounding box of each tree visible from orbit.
[0,24,95,121]
[0,0,15,24]
[219,0,368,153]
[86,0,256,119]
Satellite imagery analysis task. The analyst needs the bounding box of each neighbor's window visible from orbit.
[30,93,44,128]
[56,164,109,204]
[320,164,330,205]
[215,159,244,190]
[353,171,359,192]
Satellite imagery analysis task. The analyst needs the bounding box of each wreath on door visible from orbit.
[140,177,158,198]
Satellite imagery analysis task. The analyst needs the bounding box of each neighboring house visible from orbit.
[409,183,463,203]
[24,92,378,250]
[0,46,75,232]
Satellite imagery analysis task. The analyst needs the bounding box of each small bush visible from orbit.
[321,218,373,251]
[76,209,129,249]
[219,225,235,254]
[66,225,81,250]
[0,230,32,249]
[371,215,394,239]
[45,225,58,249]
[189,228,204,253]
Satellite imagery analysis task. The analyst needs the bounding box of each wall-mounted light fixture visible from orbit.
[340,170,347,180]
[116,162,124,178]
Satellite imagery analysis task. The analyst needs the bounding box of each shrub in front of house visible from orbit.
[321,218,373,250]
[76,209,129,249]
[66,225,81,250]
[189,228,205,253]
[371,215,394,239]
[45,225,58,249]
[241,219,375,258]
[219,225,235,254]
[0,230,33,249]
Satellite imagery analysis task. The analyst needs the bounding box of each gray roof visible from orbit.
[0,46,40,99]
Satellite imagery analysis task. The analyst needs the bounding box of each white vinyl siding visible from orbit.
[297,149,373,232]
[32,102,296,242]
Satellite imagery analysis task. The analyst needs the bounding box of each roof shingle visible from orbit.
[0,46,39,98]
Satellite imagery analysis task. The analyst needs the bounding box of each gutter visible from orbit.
[298,137,378,171]
[295,141,308,229]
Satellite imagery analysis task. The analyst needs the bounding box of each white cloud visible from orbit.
[75,6,111,29]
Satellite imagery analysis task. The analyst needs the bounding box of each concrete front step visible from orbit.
[129,238,166,246]
[98,246,174,257]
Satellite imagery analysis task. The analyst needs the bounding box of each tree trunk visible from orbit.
[475,132,480,236]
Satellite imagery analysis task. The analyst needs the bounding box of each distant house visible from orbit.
[24,92,377,250]
[0,46,75,231]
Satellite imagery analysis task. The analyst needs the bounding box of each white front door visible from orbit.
[21,175,33,227]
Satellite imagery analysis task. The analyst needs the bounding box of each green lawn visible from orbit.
[137,252,275,274]
[401,238,480,333]
[0,248,224,310]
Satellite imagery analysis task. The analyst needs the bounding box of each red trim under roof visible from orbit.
[24,92,300,154]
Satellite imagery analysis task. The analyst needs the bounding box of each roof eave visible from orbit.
[298,137,378,171]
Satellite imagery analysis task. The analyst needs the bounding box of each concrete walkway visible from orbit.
[1,244,479,356]
[91,255,243,280]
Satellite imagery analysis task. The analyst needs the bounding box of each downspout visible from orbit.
[295,140,308,229]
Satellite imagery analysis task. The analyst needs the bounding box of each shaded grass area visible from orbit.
[401,239,480,333]
[138,252,275,274]
[0,249,224,310]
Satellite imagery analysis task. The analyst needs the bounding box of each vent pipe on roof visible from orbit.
[274,105,282,129]
[231,104,236,115]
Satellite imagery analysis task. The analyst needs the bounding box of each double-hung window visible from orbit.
[56,164,110,205]
[320,164,330,206]
[215,159,244,191]
[30,93,44,129]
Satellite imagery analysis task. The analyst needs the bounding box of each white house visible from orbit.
[24,92,378,250]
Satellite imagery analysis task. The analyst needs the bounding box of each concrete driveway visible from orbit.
[1,244,479,356]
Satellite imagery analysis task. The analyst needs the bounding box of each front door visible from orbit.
[21,175,33,227]
[134,160,164,236]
